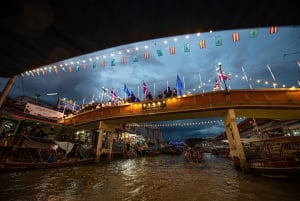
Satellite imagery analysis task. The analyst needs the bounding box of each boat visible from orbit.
[184,147,203,163]
[245,135,300,178]
[145,144,161,157]
[161,144,182,155]
[0,134,96,171]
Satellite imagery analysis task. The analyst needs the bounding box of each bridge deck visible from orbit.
[60,88,300,128]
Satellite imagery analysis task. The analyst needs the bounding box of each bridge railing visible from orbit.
[59,89,300,125]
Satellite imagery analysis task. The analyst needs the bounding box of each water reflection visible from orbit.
[0,153,299,201]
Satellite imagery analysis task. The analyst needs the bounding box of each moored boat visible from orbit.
[0,135,96,171]
[245,136,300,178]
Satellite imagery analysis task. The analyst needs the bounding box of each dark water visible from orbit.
[0,153,299,201]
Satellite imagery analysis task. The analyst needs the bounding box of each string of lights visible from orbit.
[128,117,246,128]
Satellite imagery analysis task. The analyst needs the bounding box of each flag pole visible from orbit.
[241,66,252,89]
[167,80,169,93]
[153,81,156,97]
[266,64,276,88]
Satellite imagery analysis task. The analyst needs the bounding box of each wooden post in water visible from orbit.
[0,75,17,108]
[223,109,247,170]
[107,130,115,161]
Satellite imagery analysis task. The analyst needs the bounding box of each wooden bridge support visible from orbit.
[95,121,115,163]
[223,109,247,170]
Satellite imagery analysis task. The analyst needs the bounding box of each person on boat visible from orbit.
[193,147,203,162]
[48,152,58,163]
[184,148,192,161]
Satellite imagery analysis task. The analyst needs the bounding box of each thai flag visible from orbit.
[110,88,118,100]
[217,68,231,81]
[142,82,148,95]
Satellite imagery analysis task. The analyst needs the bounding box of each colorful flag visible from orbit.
[215,36,222,46]
[249,29,258,38]
[269,26,278,34]
[176,74,184,96]
[133,55,138,62]
[217,67,231,81]
[232,32,240,42]
[199,40,206,48]
[144,51,150,59]
[142,81,148,95]
[110,88,118,100]
[184,43,190,52]
[61,67,66,73]
[100,60,106,67]
[111,59,115,66]
[92,62,97,68]
[170,46,175,55]
[156,49,163,57]
[83,63,87,70]
[121,56,126,64]
[123,84,131,97]
[76,65,80,71]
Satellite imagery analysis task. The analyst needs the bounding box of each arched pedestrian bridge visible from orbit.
[60,88,300,127]
[59,88,300,169]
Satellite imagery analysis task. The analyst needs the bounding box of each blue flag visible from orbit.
[123,84,131,97]
[176,74,184,96]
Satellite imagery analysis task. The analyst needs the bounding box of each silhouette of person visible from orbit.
[157,91,163,99]
[145,91,153,101]
[173,88,177,97]
[164,87,172,98]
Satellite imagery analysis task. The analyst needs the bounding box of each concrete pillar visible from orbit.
[95,121,104,163]
[223,109,247,170]
[95,121,115,163]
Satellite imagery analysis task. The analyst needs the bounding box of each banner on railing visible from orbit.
[24,102,64,119]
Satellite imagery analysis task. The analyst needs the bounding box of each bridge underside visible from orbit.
[74,108,299,130]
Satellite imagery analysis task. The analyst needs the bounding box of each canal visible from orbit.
[0,153,299,201]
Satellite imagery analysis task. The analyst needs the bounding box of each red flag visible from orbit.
[199,40,206,48]
[142,81,148,95]
[232,32,240,42]
[144,51,150,59]
[269,26,278,34]
[170,46,175,55]
[217,68,230,81]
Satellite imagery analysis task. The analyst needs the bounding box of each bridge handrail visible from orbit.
[59,88,300,126]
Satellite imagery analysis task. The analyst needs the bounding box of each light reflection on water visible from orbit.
[0,153,299,201]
